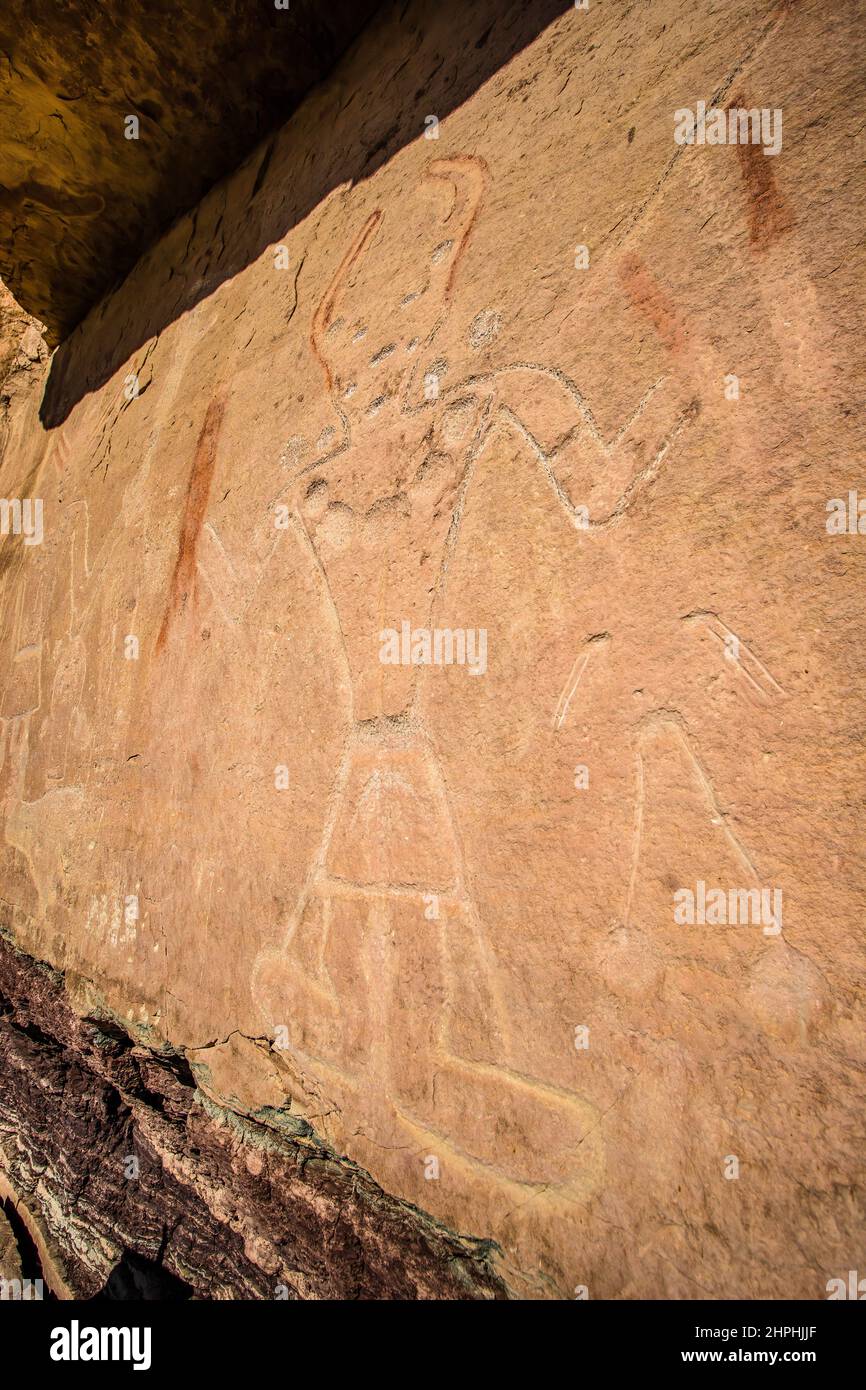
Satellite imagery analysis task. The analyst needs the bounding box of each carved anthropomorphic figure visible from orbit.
[251,157,705,1188]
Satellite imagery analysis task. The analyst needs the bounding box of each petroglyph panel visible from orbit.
[0,0,864,1299]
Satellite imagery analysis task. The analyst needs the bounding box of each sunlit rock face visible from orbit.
[0,0,864,1299]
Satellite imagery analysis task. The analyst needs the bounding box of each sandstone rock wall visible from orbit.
[0,0,864,1298]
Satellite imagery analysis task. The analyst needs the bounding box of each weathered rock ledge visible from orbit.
[0,930,507,1299]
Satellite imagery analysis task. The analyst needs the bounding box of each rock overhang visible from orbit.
[0,0,382,343]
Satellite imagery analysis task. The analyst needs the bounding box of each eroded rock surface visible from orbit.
[0,0,864,1298]
[0,932,504,1298]
[0,1204,22,1284]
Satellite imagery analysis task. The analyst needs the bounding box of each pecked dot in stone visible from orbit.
[280,435,307,469]
[468,308,502,349]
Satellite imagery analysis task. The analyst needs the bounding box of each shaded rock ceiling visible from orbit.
[0,0,380,343]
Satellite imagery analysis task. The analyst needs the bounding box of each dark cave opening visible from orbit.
[90,1247,194,1302]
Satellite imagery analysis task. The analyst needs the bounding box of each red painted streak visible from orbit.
[618,253,686,356]
[156,393,225,653]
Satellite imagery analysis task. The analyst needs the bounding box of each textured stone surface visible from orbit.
[0,0,379,342]
[0,0,865,1299]
[0,282,45,393]
[0,1204,22,1283]
[0,932,505,1298]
